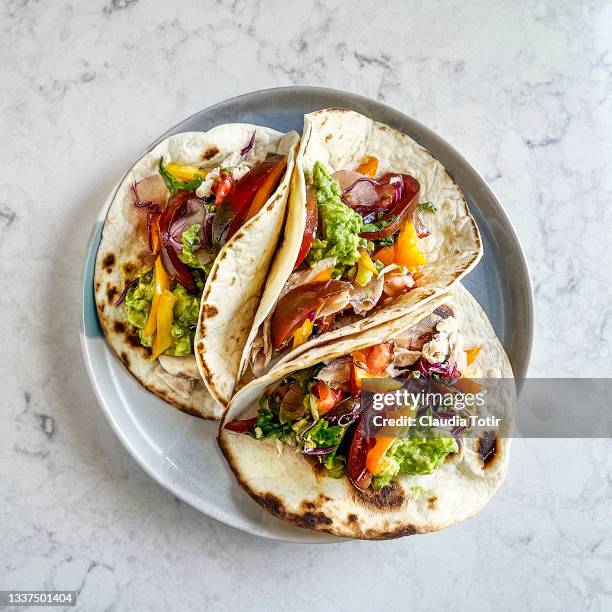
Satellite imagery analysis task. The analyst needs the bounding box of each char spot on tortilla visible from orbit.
[300,499,319,512]
[127,333,142,348]
[353,480,405,511]
[325,134,332,142]
[205,305,219,317]
[258,491,333,529]
[201,146,219,160]
[99,303,105,312]
[233,231,244,241]
[95,282,100,291]
[266,199,276,211]
[229,277,236,286]
[427,496,438,510]
[478,431,498,468]
[257,492,285,515]
[347,513,358,523]
[122,262,136,276]
[114,321,125,333]
[120,352,130,367]
[369,524,419,540]
[106,285,118,304]
[103,253,115,270]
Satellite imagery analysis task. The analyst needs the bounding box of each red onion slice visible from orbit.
[240,130,256,156]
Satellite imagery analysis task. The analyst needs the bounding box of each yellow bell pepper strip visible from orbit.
[292,317,314,349]
[165,162,208,183]
[355,248,378,287]
[144,257,171,338]
[395,220,426,272]
[152,289,176,359]
[465,346,481,365]
[373,245,396,266]
[312,267,333,283]
[356,156,378,177]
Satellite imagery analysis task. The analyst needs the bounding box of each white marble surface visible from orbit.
[1,0,611,610]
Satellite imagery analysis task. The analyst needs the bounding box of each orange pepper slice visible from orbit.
[356,156,378,177]
[456,377,482,394]
[373,245,396,266]
[465,347,481,365]
[395,220,426,271]
[312,267,333,282]
[366,437,396,475]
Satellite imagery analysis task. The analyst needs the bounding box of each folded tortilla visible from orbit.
[240,108,482,378]
[220,284,514,539]
[94,125,298,419]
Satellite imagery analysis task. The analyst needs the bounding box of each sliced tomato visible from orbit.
[158,191,196,292]
[224,417,257,433]
[214,173,235,206]
[212,155,286,246]
[294,185,318,269]
[347,413,374,491]
[350,358,373,397]
[147,209,161,254]
[270,280,350,350]
[312,381,344,416]
[365,343,393,375]
[270,283,325,350]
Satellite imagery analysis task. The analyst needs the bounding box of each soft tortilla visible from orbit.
[95,126,298,419]
[220,284,514,539]
[239,108,482,378]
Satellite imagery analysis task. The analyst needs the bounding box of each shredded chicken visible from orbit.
[383,272,415,297]
[280,257,337,298]
[393,348,422,367]
[155,366,196,397]
[349,275,385,315]
[422,316,464,365]
[315,357,352,391]
[157,354,200,379]
[250,316,273,376]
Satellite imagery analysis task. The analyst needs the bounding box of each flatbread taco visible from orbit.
[220,284,514,539]
[241,108,482,380]
[94,125,299,419]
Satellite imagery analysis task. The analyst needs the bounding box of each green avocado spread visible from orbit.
[371,434,458,490]
[124,271,200,356]
[307,161,367,269]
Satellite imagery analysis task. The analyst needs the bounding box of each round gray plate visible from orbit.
[81,87,533,542]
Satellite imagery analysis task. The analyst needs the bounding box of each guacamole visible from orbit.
[371,434,458,489]
[124,271,200,356]
[307,162,367,269]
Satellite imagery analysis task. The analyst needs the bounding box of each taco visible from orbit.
[240,108,482,380]
[94,125,299,419]
[220,284,514,539]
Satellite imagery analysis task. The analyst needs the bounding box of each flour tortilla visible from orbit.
[220,284,514,539]
[240,108,482,378]
[95,126,298,419]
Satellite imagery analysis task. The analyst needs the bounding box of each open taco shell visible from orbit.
[95,125,298,419]
[220,284,514,539]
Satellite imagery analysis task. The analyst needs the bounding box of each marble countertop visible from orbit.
[1,0,610,610]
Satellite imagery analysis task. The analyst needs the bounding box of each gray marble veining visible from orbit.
[1,0,610,610]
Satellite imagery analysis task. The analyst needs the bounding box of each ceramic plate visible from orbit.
[80,87,533,542]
